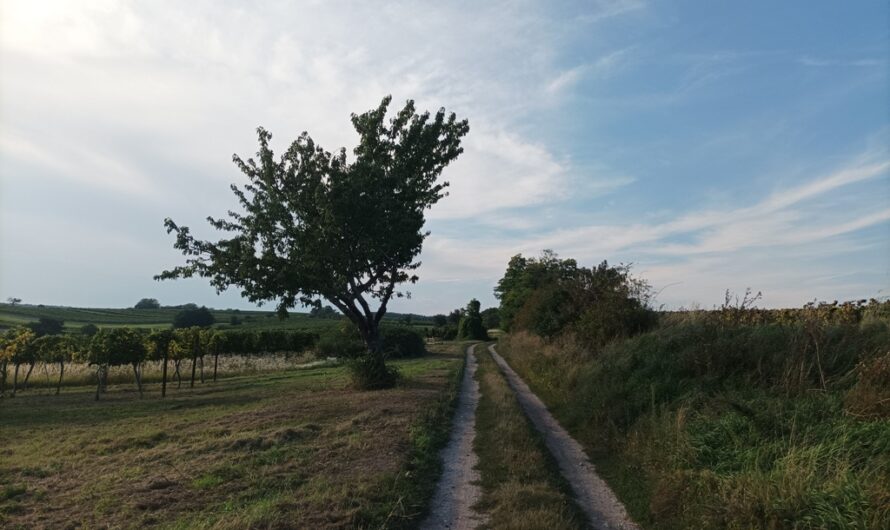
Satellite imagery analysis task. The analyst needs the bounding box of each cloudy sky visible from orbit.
[1,0,888,314]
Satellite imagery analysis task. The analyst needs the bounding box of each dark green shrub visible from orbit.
[347,355,400,390]
[316,331,365,358]
[381,326,426,358]
[457,299,488,340]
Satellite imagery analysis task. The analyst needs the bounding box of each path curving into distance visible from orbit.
[488,344,640,530]
[421,344,486,530]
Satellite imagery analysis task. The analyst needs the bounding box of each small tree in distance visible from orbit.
[458,299,488,340]
[173,306,215,328]
[157,96,469,389]
[134,298,161,309]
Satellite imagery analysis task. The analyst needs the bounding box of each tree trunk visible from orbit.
[56,361,64,395]
[100,367,108,393]
[190,357,196,388]
[161,350,169,398]
[133,363,143,398]
[12,363,19,397]
[199,356,204,383]
[213,353,219,382]
[174,360,182,388]
[95,366,103,401]
[0,361,7,396]
[22,362,35,388]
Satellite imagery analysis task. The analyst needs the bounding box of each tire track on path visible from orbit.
[488,344,639,530]
[420,344,485,530]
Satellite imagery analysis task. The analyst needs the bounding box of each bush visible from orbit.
[316,324,365,358]
[173,306,215,328]
[347,355,400,390]
[381,326,426,358]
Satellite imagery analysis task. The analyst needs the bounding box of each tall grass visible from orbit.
[500,309,890,529]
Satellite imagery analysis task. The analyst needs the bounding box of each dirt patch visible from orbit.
[421,344,486,530]
[489,344,639,530]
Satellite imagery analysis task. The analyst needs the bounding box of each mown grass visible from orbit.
[0,344,465,529]
[499,314,890,529]
[473,344,585,529]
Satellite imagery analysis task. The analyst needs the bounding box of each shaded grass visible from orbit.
[0,344,464,529]
[474,344,585,529]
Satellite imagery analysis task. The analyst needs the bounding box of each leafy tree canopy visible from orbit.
[157,96,468,361]
[27,317,64,337]
[458,298,488,340]
[495,251,655,345]
[172,306,215,329]
[134,298,161,309]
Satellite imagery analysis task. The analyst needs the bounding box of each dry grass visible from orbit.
[473,345,584,530]
[0,345,463,529]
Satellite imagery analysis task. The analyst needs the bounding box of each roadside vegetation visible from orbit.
[0,343,464,529]
[473,344,584,529]
[495,251,890,529]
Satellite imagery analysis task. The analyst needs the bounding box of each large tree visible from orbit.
[157,96,468,385]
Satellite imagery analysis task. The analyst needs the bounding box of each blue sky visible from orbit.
[1,0,888,314]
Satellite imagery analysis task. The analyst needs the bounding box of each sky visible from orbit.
[1,0,888,315]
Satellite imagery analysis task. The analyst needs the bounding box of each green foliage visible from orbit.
[500,301,890,529]
[480,307,500,330]
[0,328,36,365]
[172,306,215,328]
[33,335,78,364]
[495,250,654,347]
[26,317,64,337]
[457,299,488,340]
[88,328,147,367]
[145,329,175,362]
[380,325,426,358]
[347,355,400,390]
[134,298,160,310]
[156,96,469,379]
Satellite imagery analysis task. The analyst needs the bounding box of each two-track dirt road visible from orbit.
[423,342,638,530]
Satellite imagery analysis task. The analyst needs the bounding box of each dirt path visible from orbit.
[488,344,640,530]
[420,344,485,530]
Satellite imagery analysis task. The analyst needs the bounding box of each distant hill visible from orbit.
[0,303,434,332]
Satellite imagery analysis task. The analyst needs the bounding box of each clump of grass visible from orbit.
[474,345,585,529]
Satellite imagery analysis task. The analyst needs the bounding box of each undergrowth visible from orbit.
[500,310,890,529]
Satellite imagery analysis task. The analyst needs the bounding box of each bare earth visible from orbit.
[489,344,640,530]
[421,344,486,530]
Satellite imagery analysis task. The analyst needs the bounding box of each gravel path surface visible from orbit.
[420,344,485,530]
[488,344,640,530]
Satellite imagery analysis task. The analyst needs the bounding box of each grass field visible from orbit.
[0,344,465,529]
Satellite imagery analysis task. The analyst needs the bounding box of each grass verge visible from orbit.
[474,344,586,529]
[499,317,890,529]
